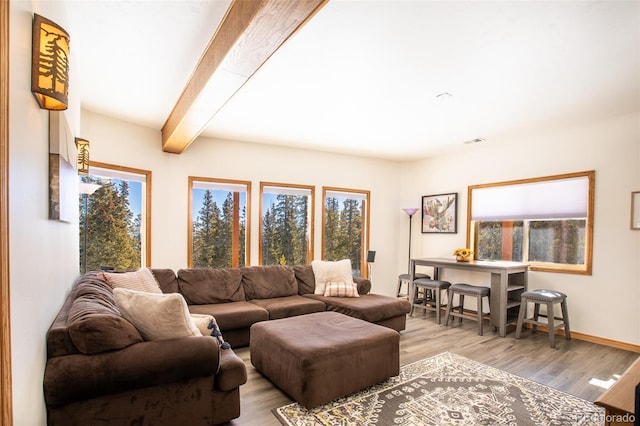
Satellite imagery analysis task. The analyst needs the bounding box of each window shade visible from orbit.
[471,176,589,220]
[91,167,147,183]
[325,190,368,201]
[193,181,247,192]
[263,186,311,196]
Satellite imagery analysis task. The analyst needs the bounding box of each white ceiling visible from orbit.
[67,0,640,161]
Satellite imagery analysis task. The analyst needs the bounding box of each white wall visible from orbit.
[401,112,640,344]
[9,1,81,424]
[81,110,405,296]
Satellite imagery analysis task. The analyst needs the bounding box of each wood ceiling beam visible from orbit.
[162,0,328,154]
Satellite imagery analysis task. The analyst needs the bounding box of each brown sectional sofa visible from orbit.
[153,264,411,348]
[44,264,410,425]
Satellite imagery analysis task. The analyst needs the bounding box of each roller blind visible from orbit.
[471,176,589,220]
[325,190,368,201]
[193,181,247,192]
[263,186,311,196]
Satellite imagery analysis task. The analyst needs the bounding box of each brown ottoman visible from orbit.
[250,311,400,409]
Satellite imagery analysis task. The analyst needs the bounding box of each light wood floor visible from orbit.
[228,314,639,425]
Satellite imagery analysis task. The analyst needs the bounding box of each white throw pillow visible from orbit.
[113,288,201,341]
[311,259,354,295]
[102,268,161,294]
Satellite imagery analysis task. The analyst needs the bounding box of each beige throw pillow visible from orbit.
[311,259,354,295]
[324,281,360,298]
[102,268,161,294]
[191,313,230,349]
[113,288,201,341]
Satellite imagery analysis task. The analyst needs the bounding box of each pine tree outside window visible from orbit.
[259,183,314,266]
[79,163,151,273]
[189,178,251,268]
[322,187,370,277]
[468,171,595,274]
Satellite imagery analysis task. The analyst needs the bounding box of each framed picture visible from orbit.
[422,192,457,233]
[632,191,640,230]
[49,111,77,222]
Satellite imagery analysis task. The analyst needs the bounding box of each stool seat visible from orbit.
[449,283,490,297]
[414,278,450,290]
[445,283,491,335]
[410,279,451,324]
[520,289,564,303]
[397,273,430,298]
[515,289,570,348]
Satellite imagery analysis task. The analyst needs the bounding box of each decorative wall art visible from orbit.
[422,193,457,233]
[49,110,77,221]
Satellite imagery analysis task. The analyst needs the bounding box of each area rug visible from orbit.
[273,352,604,426]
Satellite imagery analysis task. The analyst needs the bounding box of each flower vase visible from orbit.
[456,255,471,262]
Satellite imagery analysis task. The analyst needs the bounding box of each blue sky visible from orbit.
[192,189,250,218]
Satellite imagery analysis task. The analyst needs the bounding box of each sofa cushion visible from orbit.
[178,268,245,304]
[249,295,326,320]
[324,281,360,298]
[113,288,202,341]
[311,259,354,295]
[293,264,316,295]
[189,301,269,331]
[102,268,162,294]
[66,275,143,355]
[304,294,411,323]
[150,268,180,293]
[241,265,298,300]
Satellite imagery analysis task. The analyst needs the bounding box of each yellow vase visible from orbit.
[456,255,471,262]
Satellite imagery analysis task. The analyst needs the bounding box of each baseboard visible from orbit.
[526,324,640,353]
[416,307,640,353]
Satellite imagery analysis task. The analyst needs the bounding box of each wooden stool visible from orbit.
[397,273,429,298]
[410,278,451,324]
[515,289,571,348]
[445,283,490,335]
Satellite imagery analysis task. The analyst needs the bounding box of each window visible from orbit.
[79,162,151,273]
[468,171,595,274]
[322,187,370,277]
[189,177,251,267]
[260,182,314,265]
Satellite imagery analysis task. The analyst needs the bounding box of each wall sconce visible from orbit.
[31,14,70,110]
[75,138,90,175]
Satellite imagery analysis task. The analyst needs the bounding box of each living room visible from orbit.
[2,0,640,424]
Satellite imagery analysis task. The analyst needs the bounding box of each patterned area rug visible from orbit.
[273,352,604,426]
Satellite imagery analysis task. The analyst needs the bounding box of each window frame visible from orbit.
[467,170,595,275]
[321,186,371,278]
[188,176,252,268]
[259,181,315,265]
[85,161,152,268]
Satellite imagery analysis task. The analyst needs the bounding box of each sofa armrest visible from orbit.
[354,277,371,294]
[44,336,220,407]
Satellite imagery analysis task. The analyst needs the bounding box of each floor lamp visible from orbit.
[402,208,419,274]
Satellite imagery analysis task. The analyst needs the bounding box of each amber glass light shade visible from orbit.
[76,138,89,175]
[31,14,70,110]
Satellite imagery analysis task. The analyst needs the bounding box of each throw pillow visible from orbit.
[113,288,200,341]
[324,281,360,298]
[311,259,354,295]
[102,268,162,294]
[191,313,231,349]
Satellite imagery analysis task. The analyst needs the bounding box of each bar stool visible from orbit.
[445,283,491,335]
[410,278,451,324]
[515,289,571,348]
[397,273,429,298]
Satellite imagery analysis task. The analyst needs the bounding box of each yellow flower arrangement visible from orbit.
[452,248,474,257]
